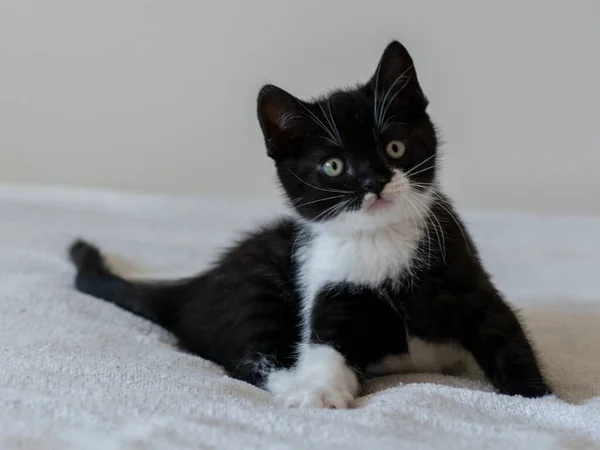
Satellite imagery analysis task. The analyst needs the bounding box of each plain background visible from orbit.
[1,0,598,214]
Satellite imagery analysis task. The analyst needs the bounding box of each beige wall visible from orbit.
[1,0,599,214]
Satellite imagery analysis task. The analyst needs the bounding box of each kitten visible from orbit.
[69,41,551,408]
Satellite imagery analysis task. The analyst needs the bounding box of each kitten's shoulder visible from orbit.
[217,216,301,266]
[245,216,300,243]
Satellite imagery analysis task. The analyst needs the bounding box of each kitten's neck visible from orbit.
[294,194,435,292]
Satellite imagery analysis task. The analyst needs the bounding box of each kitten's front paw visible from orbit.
[276,385,354,409]
[499,380,552,398]
[493,364,552,398]
[267,345,359,409]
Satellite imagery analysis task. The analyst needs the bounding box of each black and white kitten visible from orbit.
[69,41,551,408]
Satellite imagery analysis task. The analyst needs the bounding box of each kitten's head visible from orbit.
[257,41,437,231]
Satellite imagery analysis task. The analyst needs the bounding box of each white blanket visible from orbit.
[1,185,599,450]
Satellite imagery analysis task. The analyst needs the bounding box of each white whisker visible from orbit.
[408,186,471,253]
[287,170,353,195]
[381,116,407,133]
[318,135,340,146]
[423,190,471,252]
[404,195,432,268]
[406,164,436,178]
[326,99,342,143]
[313,198,352,222]
[294,194,346,209]
[379,74,412,128]
[409,191,446,263]
[316,102,338,143]
[297,102,340,146]
[373,60,383,127]
[377,65,413,126]
[404,153,437,177]
[316,100,342,146]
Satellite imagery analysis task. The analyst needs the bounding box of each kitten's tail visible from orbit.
[69,240,185,328]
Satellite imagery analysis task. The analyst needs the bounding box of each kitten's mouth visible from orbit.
[362,194,393,213]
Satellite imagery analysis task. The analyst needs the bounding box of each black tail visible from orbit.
[69,240,184,328]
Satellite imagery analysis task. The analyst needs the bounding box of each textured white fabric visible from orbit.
[0,185,599,450]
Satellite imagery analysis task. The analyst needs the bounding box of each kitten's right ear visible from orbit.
[257,85,303,158]
[369,41,427,112]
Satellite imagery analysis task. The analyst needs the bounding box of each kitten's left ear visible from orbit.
[257,85,304,159]
[369,41,428,112]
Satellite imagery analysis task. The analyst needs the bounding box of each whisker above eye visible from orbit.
[318,135,340,146]
[379,72,413,128]
[381,116,407,133]
[317,102,340,145]
[297,102,341,146]
[376,65,413,127]
[326,99,342,144]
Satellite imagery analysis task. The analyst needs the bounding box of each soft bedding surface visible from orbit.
[0,185,599,450]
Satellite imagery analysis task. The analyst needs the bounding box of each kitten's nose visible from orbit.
[362,176,387,195]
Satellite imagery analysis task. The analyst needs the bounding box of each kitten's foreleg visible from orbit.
[462,301,552,397]
[409,287,552,398]
[266,288,361,409]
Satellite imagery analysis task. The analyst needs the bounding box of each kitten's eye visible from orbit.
[320,157,345,177]
[385,140,406,159]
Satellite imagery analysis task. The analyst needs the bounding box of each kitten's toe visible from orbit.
[322,389,354,409]
[277,385,354,409]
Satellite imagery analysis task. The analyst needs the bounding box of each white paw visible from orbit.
[267,344,360,409]
[276,384,354,409]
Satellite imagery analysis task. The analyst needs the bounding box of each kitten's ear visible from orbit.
[257,85,304,159]
[370,41,427,111]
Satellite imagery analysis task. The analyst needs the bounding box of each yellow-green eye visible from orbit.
[320,157,345,177]
[386,140,406,159]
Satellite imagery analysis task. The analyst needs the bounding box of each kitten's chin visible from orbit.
[362,194,394,213]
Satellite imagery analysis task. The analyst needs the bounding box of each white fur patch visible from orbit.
[366,338,472,376]
[295,177,433,342]
[408,338,468,373]
[266,344,359,408]
[280,173,436,408]
[366,352,415,376]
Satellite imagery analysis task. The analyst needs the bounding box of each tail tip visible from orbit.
[69,239,104,272]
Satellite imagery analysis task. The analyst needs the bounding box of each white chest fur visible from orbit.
[293,186,433,304]
[295,219,422,340]
[302,222,420,287]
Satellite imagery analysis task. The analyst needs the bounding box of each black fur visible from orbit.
[69,41,551,399]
